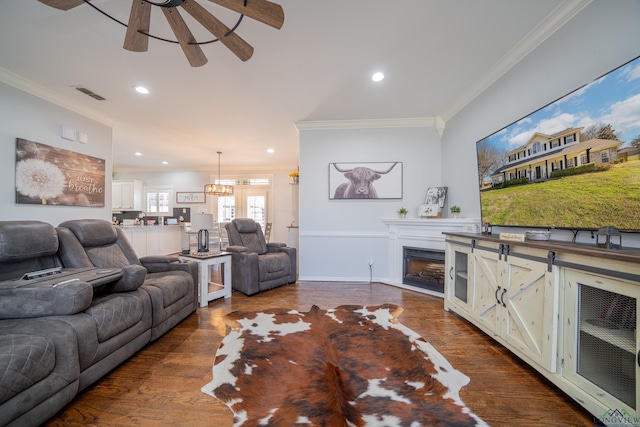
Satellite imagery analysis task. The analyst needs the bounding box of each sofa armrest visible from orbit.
[139,255,179,264]
[140,256,190,274]
[0,280,93,319]
[228,250,260,296]
[108,264,146,292]
[267,242,286,250]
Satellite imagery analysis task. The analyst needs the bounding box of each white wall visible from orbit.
[113,169,294,244]
[298,122,442,281]
[441,0,640,247]
[0,82,113,225]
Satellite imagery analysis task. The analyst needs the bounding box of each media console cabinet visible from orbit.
[444,232,640,425]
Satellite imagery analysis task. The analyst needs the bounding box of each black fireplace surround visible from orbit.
[403,246,445,293]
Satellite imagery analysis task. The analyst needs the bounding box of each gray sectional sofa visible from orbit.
[0,219,198,427]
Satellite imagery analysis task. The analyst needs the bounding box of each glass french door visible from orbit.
[216,189,268,230]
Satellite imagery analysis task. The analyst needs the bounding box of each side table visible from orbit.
[180,251,232,307]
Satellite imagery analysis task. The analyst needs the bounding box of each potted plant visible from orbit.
[397,207,408,219]
[289,168,299,184]
[450,205,461,218]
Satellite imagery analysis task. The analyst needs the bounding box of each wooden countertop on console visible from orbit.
[443,232,640,264]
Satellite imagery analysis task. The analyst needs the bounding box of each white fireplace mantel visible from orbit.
[381,217,481,296]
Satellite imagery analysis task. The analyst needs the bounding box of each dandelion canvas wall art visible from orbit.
[15,138,106,206]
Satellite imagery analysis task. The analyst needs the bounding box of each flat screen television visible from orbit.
[476,54,640,233]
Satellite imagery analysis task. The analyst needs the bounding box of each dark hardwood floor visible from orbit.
[46,282,594,426]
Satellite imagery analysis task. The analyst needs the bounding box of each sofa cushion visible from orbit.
[0,334,55,405]
[231,219,268,255]
[258,252,291,282]
[85,245,136,269]
[86,294,145,342]
[144,271,191,308]
[0,221,58,263]
[58,219,118,247]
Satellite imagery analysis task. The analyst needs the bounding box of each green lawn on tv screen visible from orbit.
[480,159,640,230]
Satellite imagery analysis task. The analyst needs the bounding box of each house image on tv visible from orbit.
[490,127,624,186]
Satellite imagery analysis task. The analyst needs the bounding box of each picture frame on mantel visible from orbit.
[176,192,205,204]
[420,187,447,218]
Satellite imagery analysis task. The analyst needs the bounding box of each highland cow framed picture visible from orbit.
[15,138,106,206]
[329,161,403,200]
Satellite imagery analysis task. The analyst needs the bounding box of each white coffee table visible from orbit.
[180,251,232,307]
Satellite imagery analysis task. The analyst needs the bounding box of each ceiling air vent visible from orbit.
[75,86,106,101]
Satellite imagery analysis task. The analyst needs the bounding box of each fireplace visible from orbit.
[403,246,445,293]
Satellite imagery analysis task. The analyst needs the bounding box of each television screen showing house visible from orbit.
[476,55,640,231]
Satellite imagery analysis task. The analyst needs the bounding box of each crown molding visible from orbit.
[0,66,117,127]
[295,116,446,137]
[441,0,594,121]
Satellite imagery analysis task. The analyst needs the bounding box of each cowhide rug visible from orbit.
[202,304,489,427]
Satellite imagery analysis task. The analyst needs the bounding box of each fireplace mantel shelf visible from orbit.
[381,217,481,227]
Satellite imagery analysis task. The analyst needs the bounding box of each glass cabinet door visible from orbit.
[445,243,470,313]
[564,269,638,415]
[453,250,469,304]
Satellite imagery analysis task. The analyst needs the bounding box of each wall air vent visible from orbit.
[75,87,106,101]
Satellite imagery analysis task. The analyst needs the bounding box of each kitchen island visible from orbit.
[119,225,184,257]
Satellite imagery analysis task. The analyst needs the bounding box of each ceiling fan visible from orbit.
[37,0,285,67]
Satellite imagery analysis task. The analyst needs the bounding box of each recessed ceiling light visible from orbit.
[162,161,168,165]
[267,148,275,154]
[372,72,384,82]
[134,85,149,95]
[134,152,142,156]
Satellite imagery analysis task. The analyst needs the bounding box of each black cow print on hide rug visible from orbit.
[202,304,489,426]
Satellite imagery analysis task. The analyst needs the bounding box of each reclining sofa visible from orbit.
[0,219,197,427]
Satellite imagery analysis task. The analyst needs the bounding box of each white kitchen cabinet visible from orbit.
[444,233,640,425]
[121,226,182,257]
[122,227,147,257]
[112,180,142,211]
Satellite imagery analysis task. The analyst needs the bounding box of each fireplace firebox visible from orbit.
[403,246,445,293]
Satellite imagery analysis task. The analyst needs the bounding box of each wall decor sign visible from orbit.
[329,162,402,200]
[176,192,206,203]
[15,138,105,206]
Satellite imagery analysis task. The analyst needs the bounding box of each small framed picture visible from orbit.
[419,204,441,218]
[425,187,447,208]
[176,192,206,204]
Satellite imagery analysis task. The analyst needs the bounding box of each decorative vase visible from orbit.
[292,176,299,184]
[451,212,460,219]
[398,213,406,219]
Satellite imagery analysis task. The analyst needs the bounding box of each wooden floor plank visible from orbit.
[45,282,594,427]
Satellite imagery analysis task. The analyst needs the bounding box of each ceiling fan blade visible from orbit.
[208,0,284,29]
[161,8,208,67]
[181,0,254,62]
[37,0,86,10]
[124,0,152,52]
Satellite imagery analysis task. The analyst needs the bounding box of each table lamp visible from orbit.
[191,213,214,253]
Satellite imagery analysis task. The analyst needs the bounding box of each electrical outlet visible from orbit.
[368,258,374,266]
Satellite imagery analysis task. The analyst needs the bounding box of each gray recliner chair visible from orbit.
[225,218,296,296]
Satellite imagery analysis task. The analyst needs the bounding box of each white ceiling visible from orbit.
[0,0,590,172]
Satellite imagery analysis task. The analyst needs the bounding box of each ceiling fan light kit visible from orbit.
[37,0,284,67]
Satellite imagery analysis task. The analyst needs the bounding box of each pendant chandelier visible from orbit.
[205,151,234,196]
